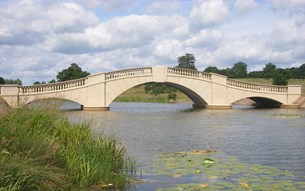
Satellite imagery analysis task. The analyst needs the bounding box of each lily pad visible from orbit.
[148,150,305,190]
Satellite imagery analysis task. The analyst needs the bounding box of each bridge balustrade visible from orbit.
[167,68,211,80]
[227,79,288,93]
[19,78,87,94]
[105,67,152,81]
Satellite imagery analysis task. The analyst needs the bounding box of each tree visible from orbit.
[248,71,263,78]
[299,63,305,79]
[0,76,4,84]
[176,53,197,70]
[231,62,247,78]
[49,79,56,83]
[57,63,90,82]
[272,69,288,85]
[262,63,276,79]
[204,66,220,74]
[219,68,233,78]
[145,83,168,96]
[33,81,46,85]
[4,79,22,85]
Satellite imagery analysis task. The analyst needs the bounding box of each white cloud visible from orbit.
[234,0,257,13]
[184,29,223,47]
[0,2,99,46]
[268,0,305,10]
[189,0,230,29]
[1,0,305,85]
[46,2,99,33]
[81,0,129,11]
[147,0,182,15]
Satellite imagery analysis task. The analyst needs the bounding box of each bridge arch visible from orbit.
[25,98,83,110]
[248,97,283,108]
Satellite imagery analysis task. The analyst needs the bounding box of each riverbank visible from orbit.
[114,85,191,103]
[0,107,135,190]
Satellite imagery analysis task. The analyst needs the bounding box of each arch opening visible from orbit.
[248,97,283,108]
[112,82,207,109]
[26,98,83,111]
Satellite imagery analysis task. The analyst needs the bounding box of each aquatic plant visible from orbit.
[151,150,305,190]
[0,107,136,190]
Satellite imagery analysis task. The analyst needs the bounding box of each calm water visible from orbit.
[65,102,305,190]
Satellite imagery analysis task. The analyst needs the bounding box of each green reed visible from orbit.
[0,107,136,190]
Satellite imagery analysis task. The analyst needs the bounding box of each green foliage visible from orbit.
[231,62,248,78]
[33,81,46,85]
[4,79,22,85]
[248,71,263,78]
[0,77,4,84]
[144,83,168,96]
[272,70,288,85]
[57,63,90,82]
[204,66,220,74]
[49,79,56,83]
[263,63,276,79]
[176,53,197,70]
[167,92,177,101]
[144,83,177,102]
[0,107,135,190]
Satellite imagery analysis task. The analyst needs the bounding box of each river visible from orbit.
[64,102,305,190]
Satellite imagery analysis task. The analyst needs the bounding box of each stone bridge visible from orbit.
[0,66,302,110]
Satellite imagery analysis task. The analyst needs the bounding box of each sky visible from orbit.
[0,0,305,85]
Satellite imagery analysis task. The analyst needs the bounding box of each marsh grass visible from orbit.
[0,106,135,190]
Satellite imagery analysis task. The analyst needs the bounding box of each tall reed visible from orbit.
[0,106,136,190]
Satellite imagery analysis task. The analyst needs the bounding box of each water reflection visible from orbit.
[64,102,305,190]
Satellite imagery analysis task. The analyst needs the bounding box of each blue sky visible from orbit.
[0,0,305,85]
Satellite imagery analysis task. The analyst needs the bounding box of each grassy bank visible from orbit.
[0,107,135,190]
[114,85,191,103]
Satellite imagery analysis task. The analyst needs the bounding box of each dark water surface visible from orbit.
[65,102,305,190]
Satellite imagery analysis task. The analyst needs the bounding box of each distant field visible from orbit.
[114,85,191,103]
[115,79,305,103]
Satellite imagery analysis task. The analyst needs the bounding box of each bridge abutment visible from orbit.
[0,85,19,108]
[83,107,110,111]
[206,105,232,109]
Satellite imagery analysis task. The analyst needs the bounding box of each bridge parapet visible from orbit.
[19,77,87,95]
[167,67,211,80]
[105,67,152,81]
[227,78,288,93]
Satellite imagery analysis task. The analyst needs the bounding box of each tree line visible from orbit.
[1,54,304,87]
[204,62,305,85]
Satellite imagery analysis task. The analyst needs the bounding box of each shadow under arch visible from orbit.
[26,98,83,111]
[164,82,208,108]
[248,97,283,108]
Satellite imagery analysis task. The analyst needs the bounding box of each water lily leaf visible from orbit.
[203,157,215,165]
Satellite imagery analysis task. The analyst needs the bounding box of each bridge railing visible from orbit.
[19,77,87,94]
[167,67,211,80]
[105,67,152,81]
[227,79,288,93]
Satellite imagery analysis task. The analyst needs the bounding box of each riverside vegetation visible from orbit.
[0,106,136,190]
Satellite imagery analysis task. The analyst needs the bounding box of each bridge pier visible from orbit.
[83,107,110,111]
[206,105,232,109]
